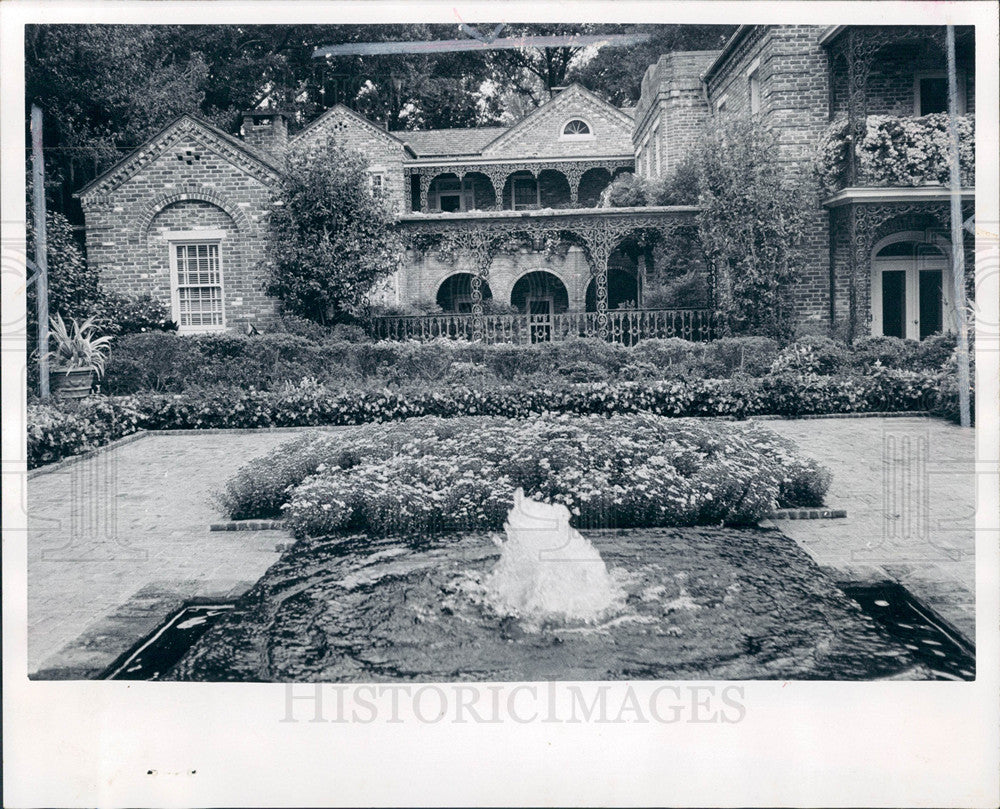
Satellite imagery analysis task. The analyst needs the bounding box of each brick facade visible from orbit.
[79,25,975,340]
[79,117,281,332]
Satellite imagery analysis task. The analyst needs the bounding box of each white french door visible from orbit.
[871,255,952,341]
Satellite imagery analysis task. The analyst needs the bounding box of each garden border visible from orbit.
[25,411,938,478]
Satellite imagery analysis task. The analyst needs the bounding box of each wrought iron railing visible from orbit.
[368,309,720,344]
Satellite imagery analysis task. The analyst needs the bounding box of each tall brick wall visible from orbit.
[634,51,719,177]
[290,106,409,214]
[702,26,834,332]
[80,119,280,332]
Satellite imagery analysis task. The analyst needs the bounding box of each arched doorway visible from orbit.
[871,234,953,340]
[510,271,570,342]
[436,273,493,313]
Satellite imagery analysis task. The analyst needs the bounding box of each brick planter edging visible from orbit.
[210,519,286,531]
[26,430,151,479]
[770,508,848,520]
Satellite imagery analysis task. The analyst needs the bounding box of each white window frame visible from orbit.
[747,59,762,114]
[166,229,227,333]
[560,118,595,141]
[715,93,729,114]
[913,71,966,116]
[870,232,954,340]
[429,176,476,212]
[368,170,386,195]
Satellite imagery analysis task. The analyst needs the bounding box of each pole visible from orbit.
[31,104,50,400]
[945,26,970,427]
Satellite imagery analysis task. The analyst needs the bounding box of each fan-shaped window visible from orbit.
[561,119,592,138]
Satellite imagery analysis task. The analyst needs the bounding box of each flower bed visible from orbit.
[220,415,832,536]
[818,114,975,193]
[27,368,945,469]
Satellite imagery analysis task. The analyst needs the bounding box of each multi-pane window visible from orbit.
[370,172,385,193]
[174,243,224,328]
[562,119,591,137]
[512,177,539,210]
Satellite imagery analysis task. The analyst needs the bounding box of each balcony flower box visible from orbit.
[818,114,975,194]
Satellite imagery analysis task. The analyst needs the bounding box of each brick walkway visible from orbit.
[761,416,976,643]
[27,431,309,675]
[28,416,977,676]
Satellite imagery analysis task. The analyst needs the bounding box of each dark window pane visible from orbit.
[919,77,948,115]
[882,270,907,338]
[919,269,943,339]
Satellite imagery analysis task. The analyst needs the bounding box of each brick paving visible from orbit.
[760,416,976,643]
[28,416,977,677]
[27,431,315,675]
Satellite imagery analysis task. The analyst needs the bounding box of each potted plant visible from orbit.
[45,314,112,399]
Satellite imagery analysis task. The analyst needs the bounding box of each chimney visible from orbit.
[240,110,289,161]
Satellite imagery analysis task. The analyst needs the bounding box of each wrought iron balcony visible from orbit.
[368,308,720,345]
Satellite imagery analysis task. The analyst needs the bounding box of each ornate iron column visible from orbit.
[564,165,584,205]
[580,225,619,339]
[467,230,495,342]
[418,174,431,213]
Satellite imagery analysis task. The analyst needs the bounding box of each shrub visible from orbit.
[849,335,920,370]
[222,415,832,536]
[932,348,975,424]
[93,291,176,336]
[604,173,648,207]
[770,336,848,376]
[709,336,779,377]
[618,360,659,381]
[269,314,334,341]
[444,362,499,386]
[557,361,607,383]
[642,270,711,309]
[913,332,958,370]
[28,369,945,469]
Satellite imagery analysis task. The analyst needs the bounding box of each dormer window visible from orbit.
[561,119,593,140]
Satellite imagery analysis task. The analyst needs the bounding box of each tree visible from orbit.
[695,118,810,340]
[26,208,99,331]
[264,138,403,324]
[572,25,737,105]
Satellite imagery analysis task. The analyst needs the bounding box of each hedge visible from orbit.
[28,368,945,469]
[98,331,960,395]
[220,414,833,535]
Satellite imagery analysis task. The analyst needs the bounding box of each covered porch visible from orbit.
[380,206,716,343]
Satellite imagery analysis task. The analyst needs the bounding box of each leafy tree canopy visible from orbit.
[264,137,403,324]
[26,23,736,220]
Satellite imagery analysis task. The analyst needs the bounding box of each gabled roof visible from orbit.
[481,83,635,154]
[289,103,415,156]
[77,112,283,199]
[394,127,509,157]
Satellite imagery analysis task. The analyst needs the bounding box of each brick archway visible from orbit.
[137,188,253,237]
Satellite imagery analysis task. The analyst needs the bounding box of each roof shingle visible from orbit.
[392,126,508,157]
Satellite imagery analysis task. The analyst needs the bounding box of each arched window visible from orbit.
[561,119,592,138]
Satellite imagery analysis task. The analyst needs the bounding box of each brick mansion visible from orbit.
[77,24,975,342]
